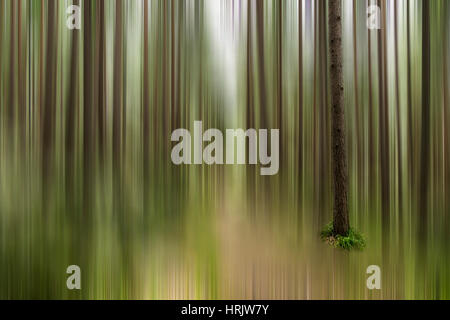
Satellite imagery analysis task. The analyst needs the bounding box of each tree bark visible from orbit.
[329,0,349,235]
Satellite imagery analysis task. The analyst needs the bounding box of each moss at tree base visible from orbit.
[320,222,366,251]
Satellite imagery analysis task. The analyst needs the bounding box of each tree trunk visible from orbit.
[8,0,15,131]
[65,0,80,208]
[42,1,57,186]
[143,0,150,211]
[378,0,390,240]
[18,1,26,150]
[256,0,267,129]
[394,0,403,245]
[406,0,414,188]
[328,0,349,235]
[352,0,362,192]
[318,0,328,226]
[298,0,303,207]
[97,0,106,167]
[247,0,254,130]
[83,0,93,216]
[367,0,375,203]
[246,0,255,207]
[419,0,430,243]
[443,0,450,238]
[277,0,283,171]
[113,0,123,215]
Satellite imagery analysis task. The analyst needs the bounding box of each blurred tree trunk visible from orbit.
[39,0,44,126]
[367,0,375,206]
[298,0,303,208]
[163,0,170,205]
[122,3,127,175]
[352,0,362,192]
[318,0,328,226]
[394,0,404,245]
[407,0,414,188]
[143,0,150,211]
[246,0,255,208]
[113,0,124,215]
[313,2,317,207]
[171,0,177,131]
[277,0,283,171]
[177,1,183,130]
[8,0,15,132]
[18,1,26,151]
[247,0,254,130]
[153,1,161,176]
[0,2,2,120]
[0,1,2,75]
[419,0,430,243]
[394,0,404,297]
[97,0,106,168]
[378,0,390,244]
[256,0,267,129]
[83,0,93,216]
[443,0,450,236]
[65,0,80,209]
[41,1,58,218]
[328,0,349,235]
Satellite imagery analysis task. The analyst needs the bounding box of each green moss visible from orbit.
[320,222,366,251]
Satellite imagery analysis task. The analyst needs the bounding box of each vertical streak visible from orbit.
[394,0,403,241]
[419,0,430,244]
[406,0,414,187]
[113,0,124,214]
[98,0,106,166]
[65,0,79,209]
[9,0,15,129]
[352,0,362,190]
[256,0,267,129]
[378,0,390,252]
[42,0,58,212]
[83,0,93,216]
[277,0,283,171]
[298,0,303,207]
[143,0,150,210]
[367,0,375,203]
[18,0,26,150]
